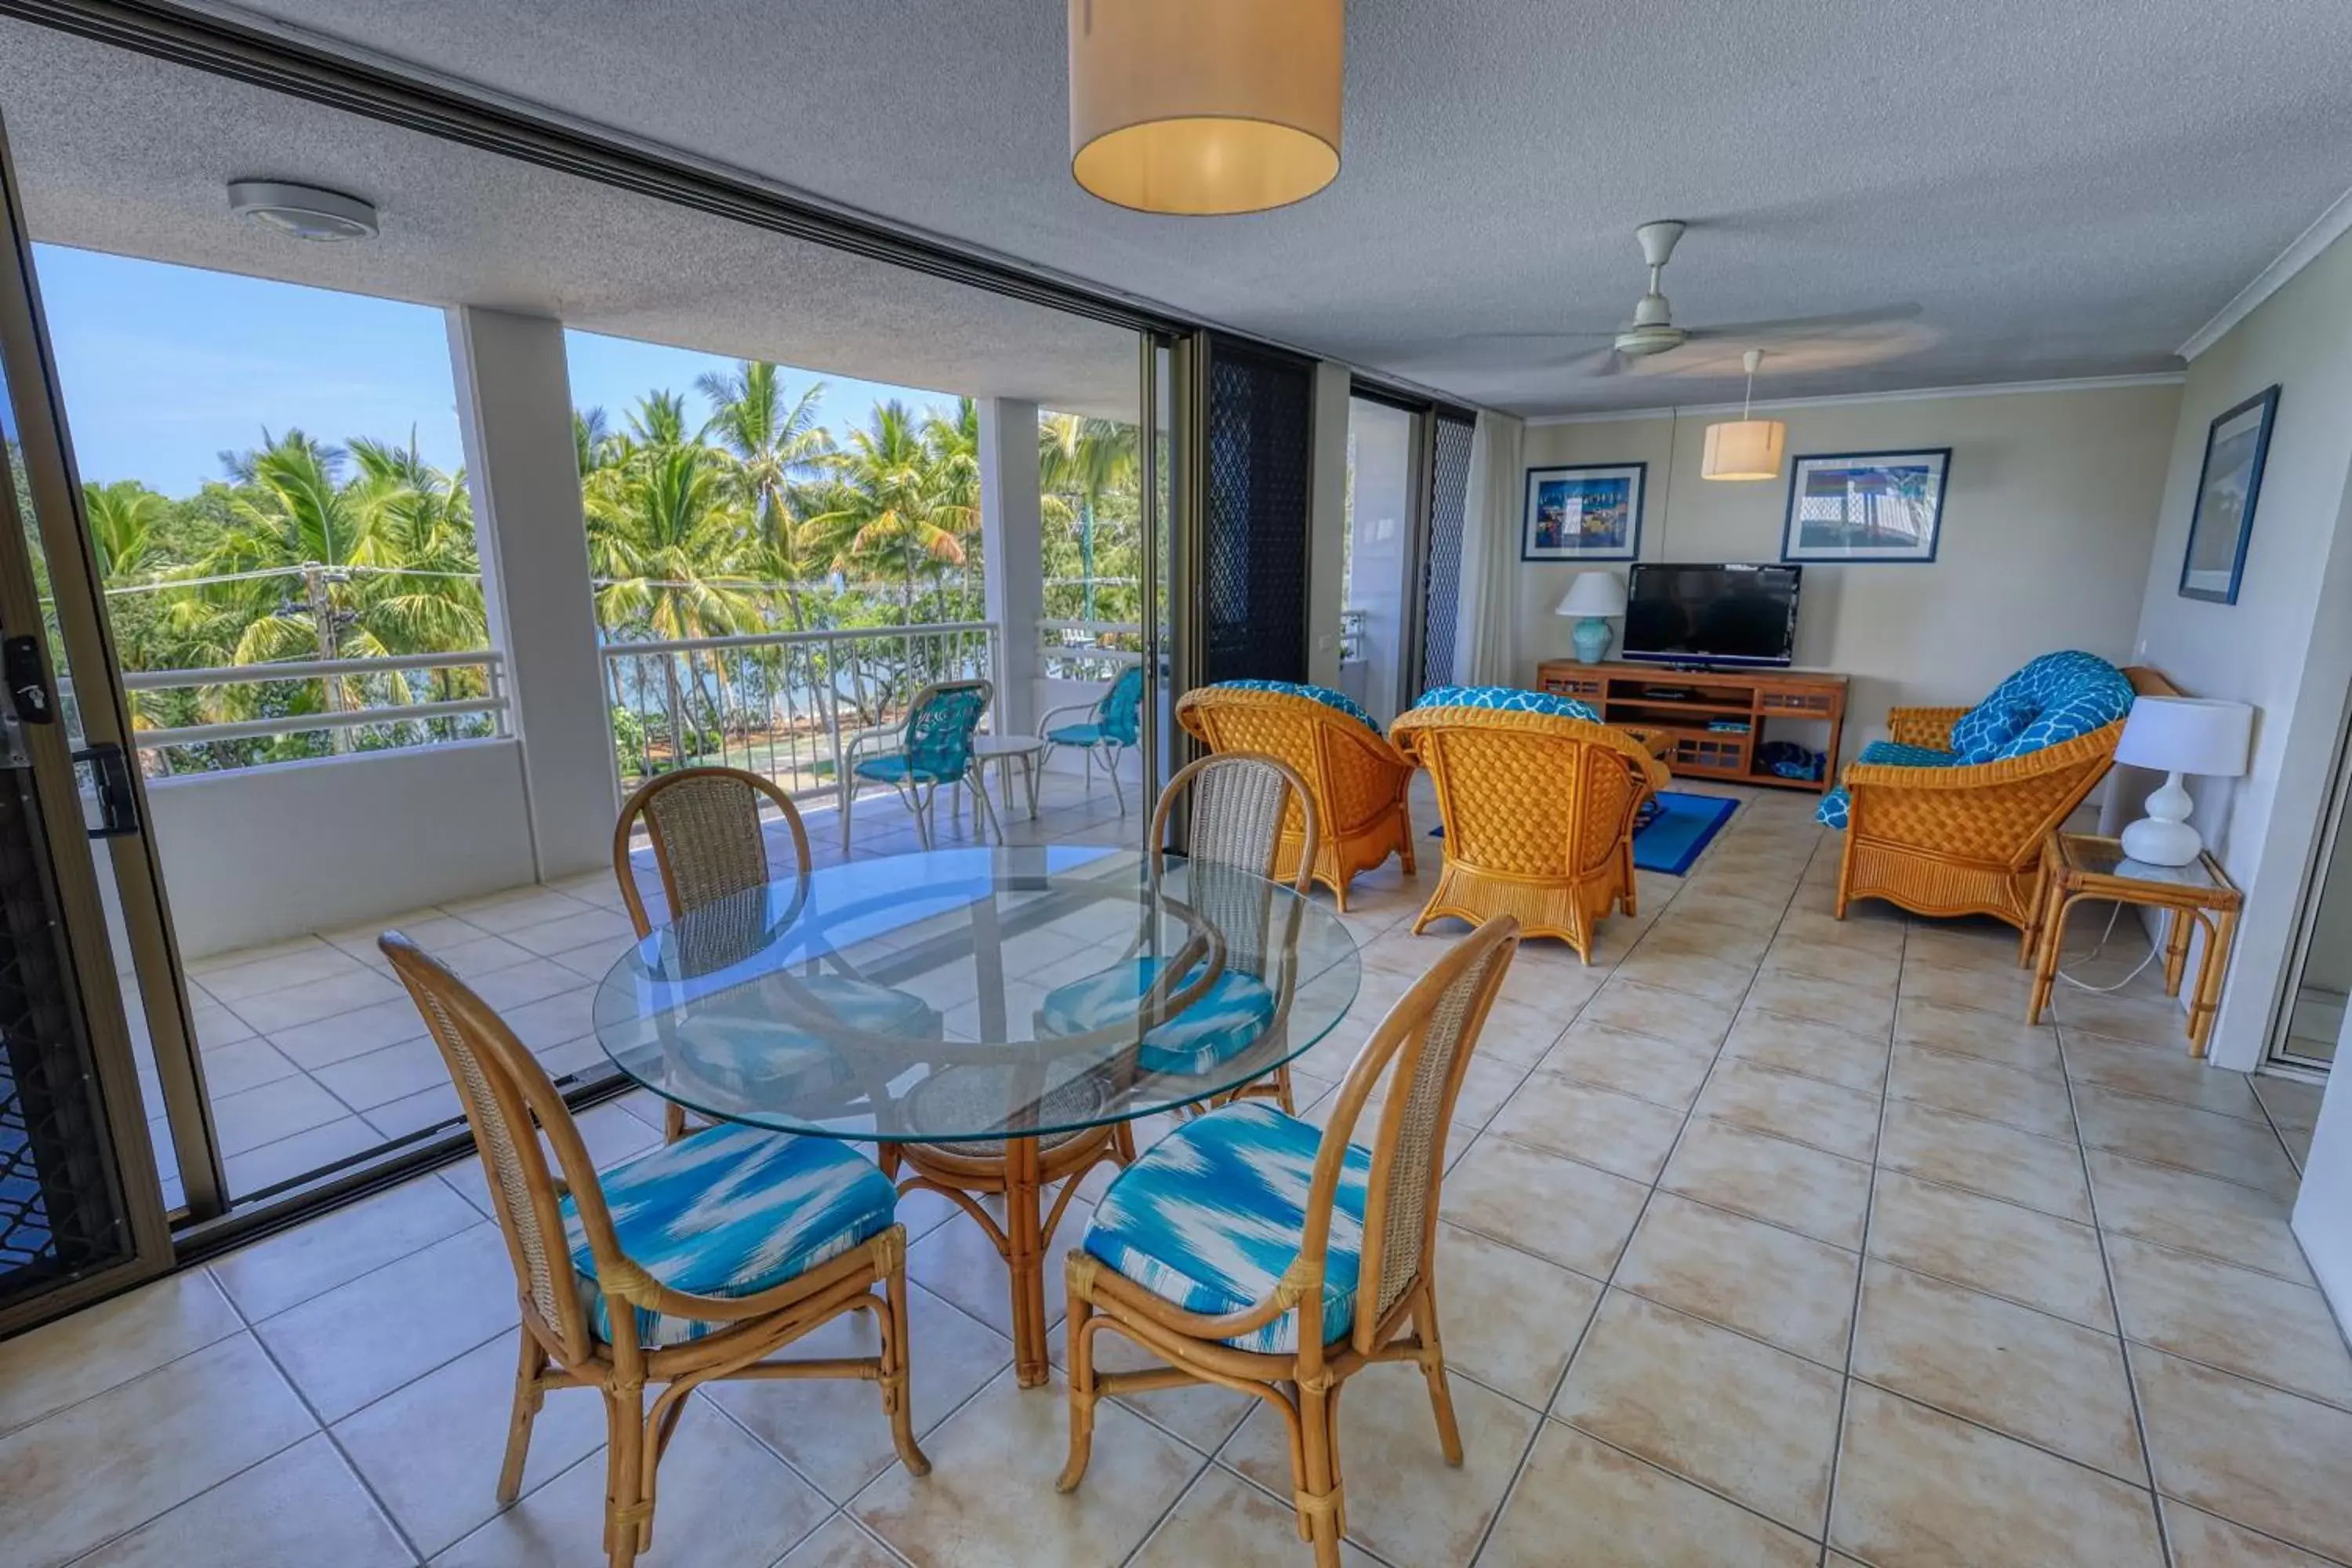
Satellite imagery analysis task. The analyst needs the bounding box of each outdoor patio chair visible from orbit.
[1058,916,1522,1568]
[613,766,942,1142]
[379,934,928,1568]
[839,677,1000,851]
[1038,662,1145,813]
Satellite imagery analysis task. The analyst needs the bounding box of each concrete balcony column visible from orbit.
[446,306,618,880]
[979,397,1044,736]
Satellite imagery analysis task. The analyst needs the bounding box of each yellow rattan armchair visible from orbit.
[1389,704,1671,962]
[1835,666,2176,938]
[1174,684,1414,910]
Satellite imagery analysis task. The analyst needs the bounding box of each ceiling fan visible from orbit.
[1416,220,1921,376]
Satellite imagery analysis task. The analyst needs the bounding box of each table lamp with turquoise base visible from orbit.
[1555,572,1628,665]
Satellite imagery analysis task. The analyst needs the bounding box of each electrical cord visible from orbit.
[2053,898,2165,994]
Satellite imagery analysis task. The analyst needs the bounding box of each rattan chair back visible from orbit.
[1151,752,1317,888]
[613,766,811,940]
[1390,707,1662,879]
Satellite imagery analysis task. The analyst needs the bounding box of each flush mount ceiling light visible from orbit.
[1067,0,1343,216]
[1702,349,1788,482]
[227,180,379,241]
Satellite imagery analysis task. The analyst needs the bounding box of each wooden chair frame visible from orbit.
[1058,918,1522,1568]
[379,935,927,1568]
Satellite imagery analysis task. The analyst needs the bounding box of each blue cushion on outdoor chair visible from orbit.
[1215,679,1385,739]
[1413,684,1602,722]
[1046,720,1107,746]
[854,753,959,786]
[1038,955,1276,1076]
[561,1122,896,1348]
[1082,1100,1370,1353]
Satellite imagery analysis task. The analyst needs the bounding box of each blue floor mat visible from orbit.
[1424,789,1738,877]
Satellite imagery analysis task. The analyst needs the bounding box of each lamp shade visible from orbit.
[1068,0,1343,216]
[1555,572,1628,618]
[2114,696,2253,778]
[1700,418,1786,481]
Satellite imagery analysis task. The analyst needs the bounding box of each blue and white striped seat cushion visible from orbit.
[673,973,936,1098]
[1082,1101,1369,1353]
[1413,684,1601,721]
[1214,679,1385,739]
[1037,955,1276,1076]
[561,1123,895,1347]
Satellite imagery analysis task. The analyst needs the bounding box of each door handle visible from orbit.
[72,741,140,838]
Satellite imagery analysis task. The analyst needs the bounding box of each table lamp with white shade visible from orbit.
[1555,572,1628,664]
[2115,696,2253,866]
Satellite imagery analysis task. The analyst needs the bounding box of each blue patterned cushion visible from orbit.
[1816,788,1852,831]
[1413,684,1602,722]
[1098,666,1145,746]
[673,974,935,1098]
[1046,721,1105,746]
[1216,680,1383,739]
[1817,740,1966,829]
[1038,956,1276,1076]
[1951,652,2134,763]
[855,753,958,785]
[1083,1101,1369,1353]
[1949,702,2028,761]
[562,1123,895,1347]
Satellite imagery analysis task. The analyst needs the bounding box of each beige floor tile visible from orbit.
[1671,887,1791,937]
[1440,1132,1650,1277]
[0,1334,316,1568]
[254,1222,517,1421]
[908,1196,1090,1346]
[450,885,601,931]
[2074,1086,2302,1198]
[1539,1019,1719,1109]
[463,957,603,1014]
[1887,1040,2078,1138]
[1225,1359,1537,1568]
[438,1400,833,1567]
[266,996,430,1070]
[188,996,257,1051]
[1722,1008,1890,1094]
[1065,1326,1259,1456]
[74,1432,408,1568]
[190,1037,303,1098]
[1894,995,2065,1076]
[1431,1222,1602,1406]
[0,1270,242,1436]
[199,943,371,1002]
[1130,1465,1380,1566]
[2253,1076,2326,1135]
[1577,977,1740,1050]
[775,1515,909,1568]
[1877,1098,2092,1223]
[1868,1168,2113,1330]
[1899,955,2039,1013]
[1904,922,2034,975]
[495,986,600,1052]
[1852,1260,2145,1483]
[1658,1116,1873,1250]
[332,1330,608,1555]
[227,967,408,1036]
[1633,913,1773,968]
[1693,1057,1881,1163]
[1611,947,1759,1006]
[2134,1345,2352,1563]
[1486,1071,1688,1182]
[1491,958,1607,1019]
[1614,1192,1858,1367]
[707,1283,1011,1502]
[1479,1421,1817,1566]
[2063,1031,2266,1120]
[209,1072,353,1158]
[2105,1236,2352,1410]
[1760,937,1902,996]
[855,1367,1200,1568]
[224,1115,387,1200]
[212,1174,481,1323]
[1465,996,1575,1067]
[2055,985,2195,1049]
[1744,967,1896,1038]
[2085,1152,2313,1284]
[1554,1290,1842,1537]
[2162,1498,2343,1566]
[1828,1382,2164,1566]
[1778,909,1906,957]
[311,1035,455,1112]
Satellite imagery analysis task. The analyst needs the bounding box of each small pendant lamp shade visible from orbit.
[1068,0,1344,216]
[1701,349,1788,481]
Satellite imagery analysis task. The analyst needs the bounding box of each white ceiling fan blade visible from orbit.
[1681,303,1923,342]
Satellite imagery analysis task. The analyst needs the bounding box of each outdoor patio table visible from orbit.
[591,843,1362,1386]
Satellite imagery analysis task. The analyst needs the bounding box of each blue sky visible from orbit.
[31,244,961,497]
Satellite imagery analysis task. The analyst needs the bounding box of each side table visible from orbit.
[975,733,1047,821]
[2025,833,2242,1058]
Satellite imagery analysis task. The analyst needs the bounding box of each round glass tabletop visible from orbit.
[592,844,1361,1142]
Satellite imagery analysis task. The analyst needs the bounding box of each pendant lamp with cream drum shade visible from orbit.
[1067,0,1345,216]
[1702,349,1788,481]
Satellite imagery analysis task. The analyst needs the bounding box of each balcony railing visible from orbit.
[1039,619,1142,682]
[601,621,998,797]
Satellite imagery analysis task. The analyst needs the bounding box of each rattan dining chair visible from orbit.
[379,934,927,1568]
[1058,916,1521,1568]
[614,766,938,1143]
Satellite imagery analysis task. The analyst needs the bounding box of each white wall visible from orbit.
[2123,228,2352,1072]
[151,741,538,958]
[2296,1054,2352,1319]
[1516,381,2181,768]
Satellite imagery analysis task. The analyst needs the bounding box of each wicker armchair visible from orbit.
[1831,665,2176,938]
[1390,702,1670,962]
[1174,683,1414,910]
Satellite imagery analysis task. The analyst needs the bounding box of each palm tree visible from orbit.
[82,480,172,583]
[800,401,975,621]
[695,360,832,626]
[1039,413,1140,622]
[582,441,760,641]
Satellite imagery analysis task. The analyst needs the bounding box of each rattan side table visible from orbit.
[2026,833,2243,1058]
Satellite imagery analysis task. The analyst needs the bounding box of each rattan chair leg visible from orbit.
[602,1384,649,1568]
[497,1330,548,1504]
[881,1259,933,1477]
[1296,1377,1345,1567]
[1056,1293,1100,1493]
[1412,1282,1465,1466]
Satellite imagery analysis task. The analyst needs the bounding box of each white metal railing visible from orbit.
[601,621,997,797]
[1038,619,1142,682]
[96,651,508,774]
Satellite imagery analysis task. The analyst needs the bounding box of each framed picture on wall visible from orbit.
[1522,463,1645,561]
[2179,384,2280,605]
[1780,448,1951,564]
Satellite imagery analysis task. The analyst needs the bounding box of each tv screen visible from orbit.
[1621,563,1802,667]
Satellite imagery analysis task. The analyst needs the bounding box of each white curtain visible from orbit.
[1453,410,1525,687]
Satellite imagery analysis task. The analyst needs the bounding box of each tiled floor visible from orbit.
[13,779,2349,1566]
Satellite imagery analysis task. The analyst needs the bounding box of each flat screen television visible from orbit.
[1620,563,1802,668]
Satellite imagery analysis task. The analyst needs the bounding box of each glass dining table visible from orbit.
[592,843,1362,1385]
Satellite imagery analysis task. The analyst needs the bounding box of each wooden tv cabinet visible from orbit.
[1534,660,1849,795]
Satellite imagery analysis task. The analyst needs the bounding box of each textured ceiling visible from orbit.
[0,22,1142,419]
[109,0,2352,416]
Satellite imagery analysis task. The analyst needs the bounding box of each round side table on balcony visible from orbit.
[975,733,1047,819]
